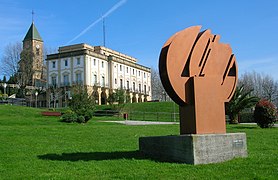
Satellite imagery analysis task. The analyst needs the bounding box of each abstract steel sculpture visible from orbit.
[159,26,238,134]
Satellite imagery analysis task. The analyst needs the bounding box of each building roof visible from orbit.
[23,22,43,42]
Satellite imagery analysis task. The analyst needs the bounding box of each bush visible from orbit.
[254,99,277,128]
[60,111,78,123]
[69,85,95,123]
[239,112,254,123]
[77,115,85,123]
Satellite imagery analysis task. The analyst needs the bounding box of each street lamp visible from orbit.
[35,91,38,108]
[3,83,7,100]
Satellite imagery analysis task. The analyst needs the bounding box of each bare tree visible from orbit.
[0,42,22,77]
[238,71,278,106]
[151,67,169,101]
[18,49,35,89]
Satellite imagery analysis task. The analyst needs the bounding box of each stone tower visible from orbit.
[21,22,43,86]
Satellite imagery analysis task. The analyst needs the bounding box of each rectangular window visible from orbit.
[144,85,146,94]
[120,79,123,89]
[133,69,135,75]
[102,61,104,68]
[120,65,122,71]
[76,73,81,84]
[139,71,141,76]
[64,75,69,86]
[65,60,68,67]
[93,74,97,85]
[139,84,141,92]
[51,76,57,85]
[52,61,56,68]
[94,59,96,66]
[101,76,105,87]
[144,72,146,78]
[127,81,129,89]
[77,58,80,65]
[126,67,129,73]
[133,82,135,91]
[115,78,117,84]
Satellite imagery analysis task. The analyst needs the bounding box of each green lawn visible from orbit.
[96,102,180,122]
[0,105,278,179]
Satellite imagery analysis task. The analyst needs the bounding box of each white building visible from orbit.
[46,43,151,106]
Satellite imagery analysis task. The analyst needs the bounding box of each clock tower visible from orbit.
[21,22,44,86]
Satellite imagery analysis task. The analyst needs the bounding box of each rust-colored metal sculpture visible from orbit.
[159,26,238,134]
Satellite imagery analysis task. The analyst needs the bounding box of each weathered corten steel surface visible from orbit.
[159,26,238,134]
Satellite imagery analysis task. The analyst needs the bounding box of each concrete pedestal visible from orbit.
[139,133,247,165]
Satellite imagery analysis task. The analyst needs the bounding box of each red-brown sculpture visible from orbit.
[159,26,238,134]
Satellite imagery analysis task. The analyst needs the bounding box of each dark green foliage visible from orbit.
[254,99,277,128]
[226,86,259,124]
[77,115,85,123]
[68,85,95,123]
[239,112,254,123]
[60,111,78,123]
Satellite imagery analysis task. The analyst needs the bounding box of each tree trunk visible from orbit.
[230,114,239,124]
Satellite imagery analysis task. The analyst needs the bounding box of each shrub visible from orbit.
[60,111,78,123]
[69,85,95,123]
[239,112,254,123]
[77,115,85,123]
[254,99,277,128]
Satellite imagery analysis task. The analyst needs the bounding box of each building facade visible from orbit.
[46,43,151,107]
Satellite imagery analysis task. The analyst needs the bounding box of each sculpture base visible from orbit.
[139,133,247,165]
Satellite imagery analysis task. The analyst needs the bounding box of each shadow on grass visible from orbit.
[38,151,144,162]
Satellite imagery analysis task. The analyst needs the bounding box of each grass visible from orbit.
[96,102,180,122]
[0,105,278,179]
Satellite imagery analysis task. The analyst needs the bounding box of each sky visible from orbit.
[0,0,278,80]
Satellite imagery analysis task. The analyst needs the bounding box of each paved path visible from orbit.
[101,120,179,126]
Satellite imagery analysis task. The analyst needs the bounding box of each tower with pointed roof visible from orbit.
[20,22,44,86]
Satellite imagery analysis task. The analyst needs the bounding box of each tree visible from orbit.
[0,42,22,78]
[18,49,35,91]
[151,67,169,101]
[69,85,95,122]
[254,99,277,128]
[226,86,260,124]
[238,71,278,106]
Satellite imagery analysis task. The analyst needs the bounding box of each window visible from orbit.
[120,79,123,89]
[133,82,135,91]
[77,58,80,65]
[36,48,40,55]
[76,73,82,84]
[120,65,122,71]
[101,76,105,87]
[51,76,57,86]
[93,59,96,66]
[102,61,104,68]
[139,84,141,92]
[115,78,117,84]
[65,60,68,67]
[52,61,56,68]
[144,85,147,94]
[144,72,146,78]
[133,69,135,75]
[93,74,97,85]
[126,67,129,73]
[64,75,69,86]
[127,81,129,90]
[139,71,141,76]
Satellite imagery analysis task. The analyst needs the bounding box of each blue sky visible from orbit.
[1,0,278,79]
